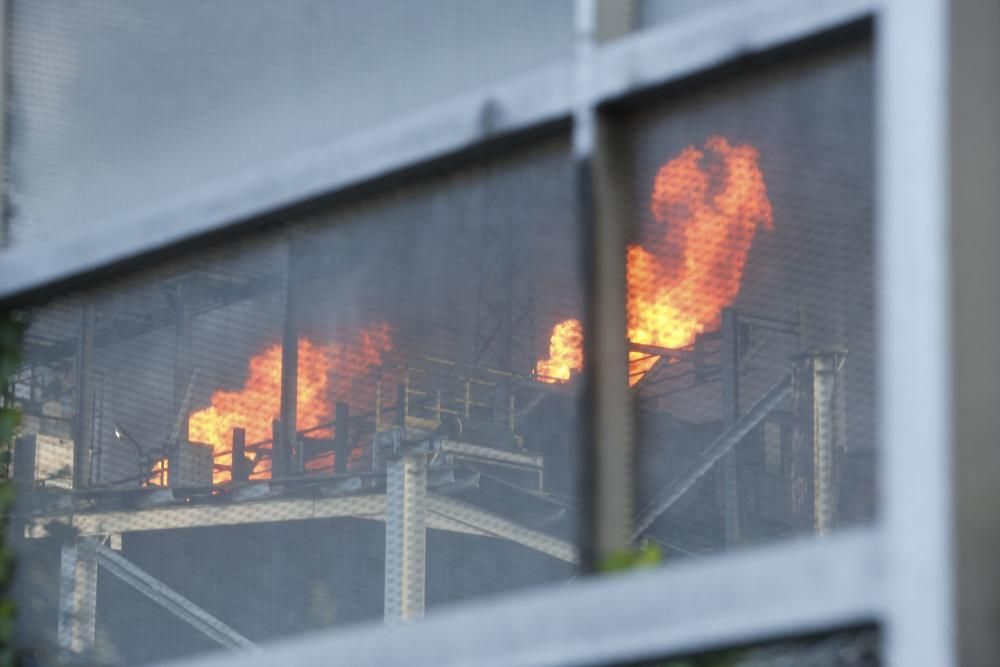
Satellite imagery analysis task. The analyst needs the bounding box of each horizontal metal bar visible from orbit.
[438,439,543,468]
[27,491,574,562]
[0,0,875,309]
[629,341,696,362]
[90,541,258,652]
[595,0,876,105]
[26,494,388,537]
[162,528,881,667]
[427,494,577,564]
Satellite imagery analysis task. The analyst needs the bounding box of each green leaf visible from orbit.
[598,541,664,573]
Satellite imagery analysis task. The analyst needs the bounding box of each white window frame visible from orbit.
[2,0,997,664]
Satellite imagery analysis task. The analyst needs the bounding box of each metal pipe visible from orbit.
[334,402,350,474]
[509,393,516,431]
[719,308,742,546]
[374,369,382,432]
[232,427,248,482]
[280,239,300,476]
[74,303,96,489]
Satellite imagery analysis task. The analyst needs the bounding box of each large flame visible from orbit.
[536,136,773,385]
[182,323,391,484]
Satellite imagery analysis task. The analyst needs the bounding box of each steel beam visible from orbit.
[58,542,97,655]
[427,494,577,564]
[334,402,349,474]
[576,0,634,569]
[280,238,300,476]
[74,303,96,489]
[27,494,389,538]
[91,540,257,652]
[811,352,842,536]
[231,427,248,482]
[384,454,428,624]
[718,308,742,546]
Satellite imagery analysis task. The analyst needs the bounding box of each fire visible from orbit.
[535,319,583,382]
[147,458,168,487]
[184,323,392,484]
[535,136,773,385]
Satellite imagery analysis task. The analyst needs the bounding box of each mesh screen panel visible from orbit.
[624,628,880,666]
[9,137,580,665]
[635,0,749,29]
[627,38,874,557]
[4,0,573,246]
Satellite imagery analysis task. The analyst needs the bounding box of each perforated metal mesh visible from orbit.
[4,0,573,246]
[10,137,580,665]
[627,38,875,557]
[625,628,880,666]
[635,0,749,29]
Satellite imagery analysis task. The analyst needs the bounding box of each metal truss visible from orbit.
[6,0,1000,664]
[90,541,258,652]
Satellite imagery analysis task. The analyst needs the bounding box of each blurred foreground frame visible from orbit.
[0,0,997,666]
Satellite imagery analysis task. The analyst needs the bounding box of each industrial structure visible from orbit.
[9,242,864,661]
[0,2,916,665]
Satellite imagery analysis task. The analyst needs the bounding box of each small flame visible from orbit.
[535,136,773,385]
[147,457,168,486]
[182,323,391,484]
[536,319,583,383]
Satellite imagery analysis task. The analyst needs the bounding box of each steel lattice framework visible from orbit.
[2,0,999,665]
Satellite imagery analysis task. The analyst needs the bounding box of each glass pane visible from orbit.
[624,38,875,557]
[5,0,572,246]
[9,137,579,665]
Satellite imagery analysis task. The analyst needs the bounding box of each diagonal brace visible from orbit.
[88,540,258,652]
[633,374,793,539]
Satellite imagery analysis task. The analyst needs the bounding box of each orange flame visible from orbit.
[535,136,773,385]
[182,323,391,484]
[147,458,168,487]
[535,319,583,382]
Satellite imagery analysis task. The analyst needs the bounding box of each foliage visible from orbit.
[599,542,746,666]
[598,540,664,573]
[0,313,24,666]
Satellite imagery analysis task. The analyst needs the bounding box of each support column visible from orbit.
[58,542,97,656]
[719,308,742,546]
[231,427,248,483]
[575,0,634,569]
[334,402,350,474]
[279,239,299,477]
[812,352,840,536]
[74,303,96,489]
[383,453,427,624]
[171,280,193,483]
